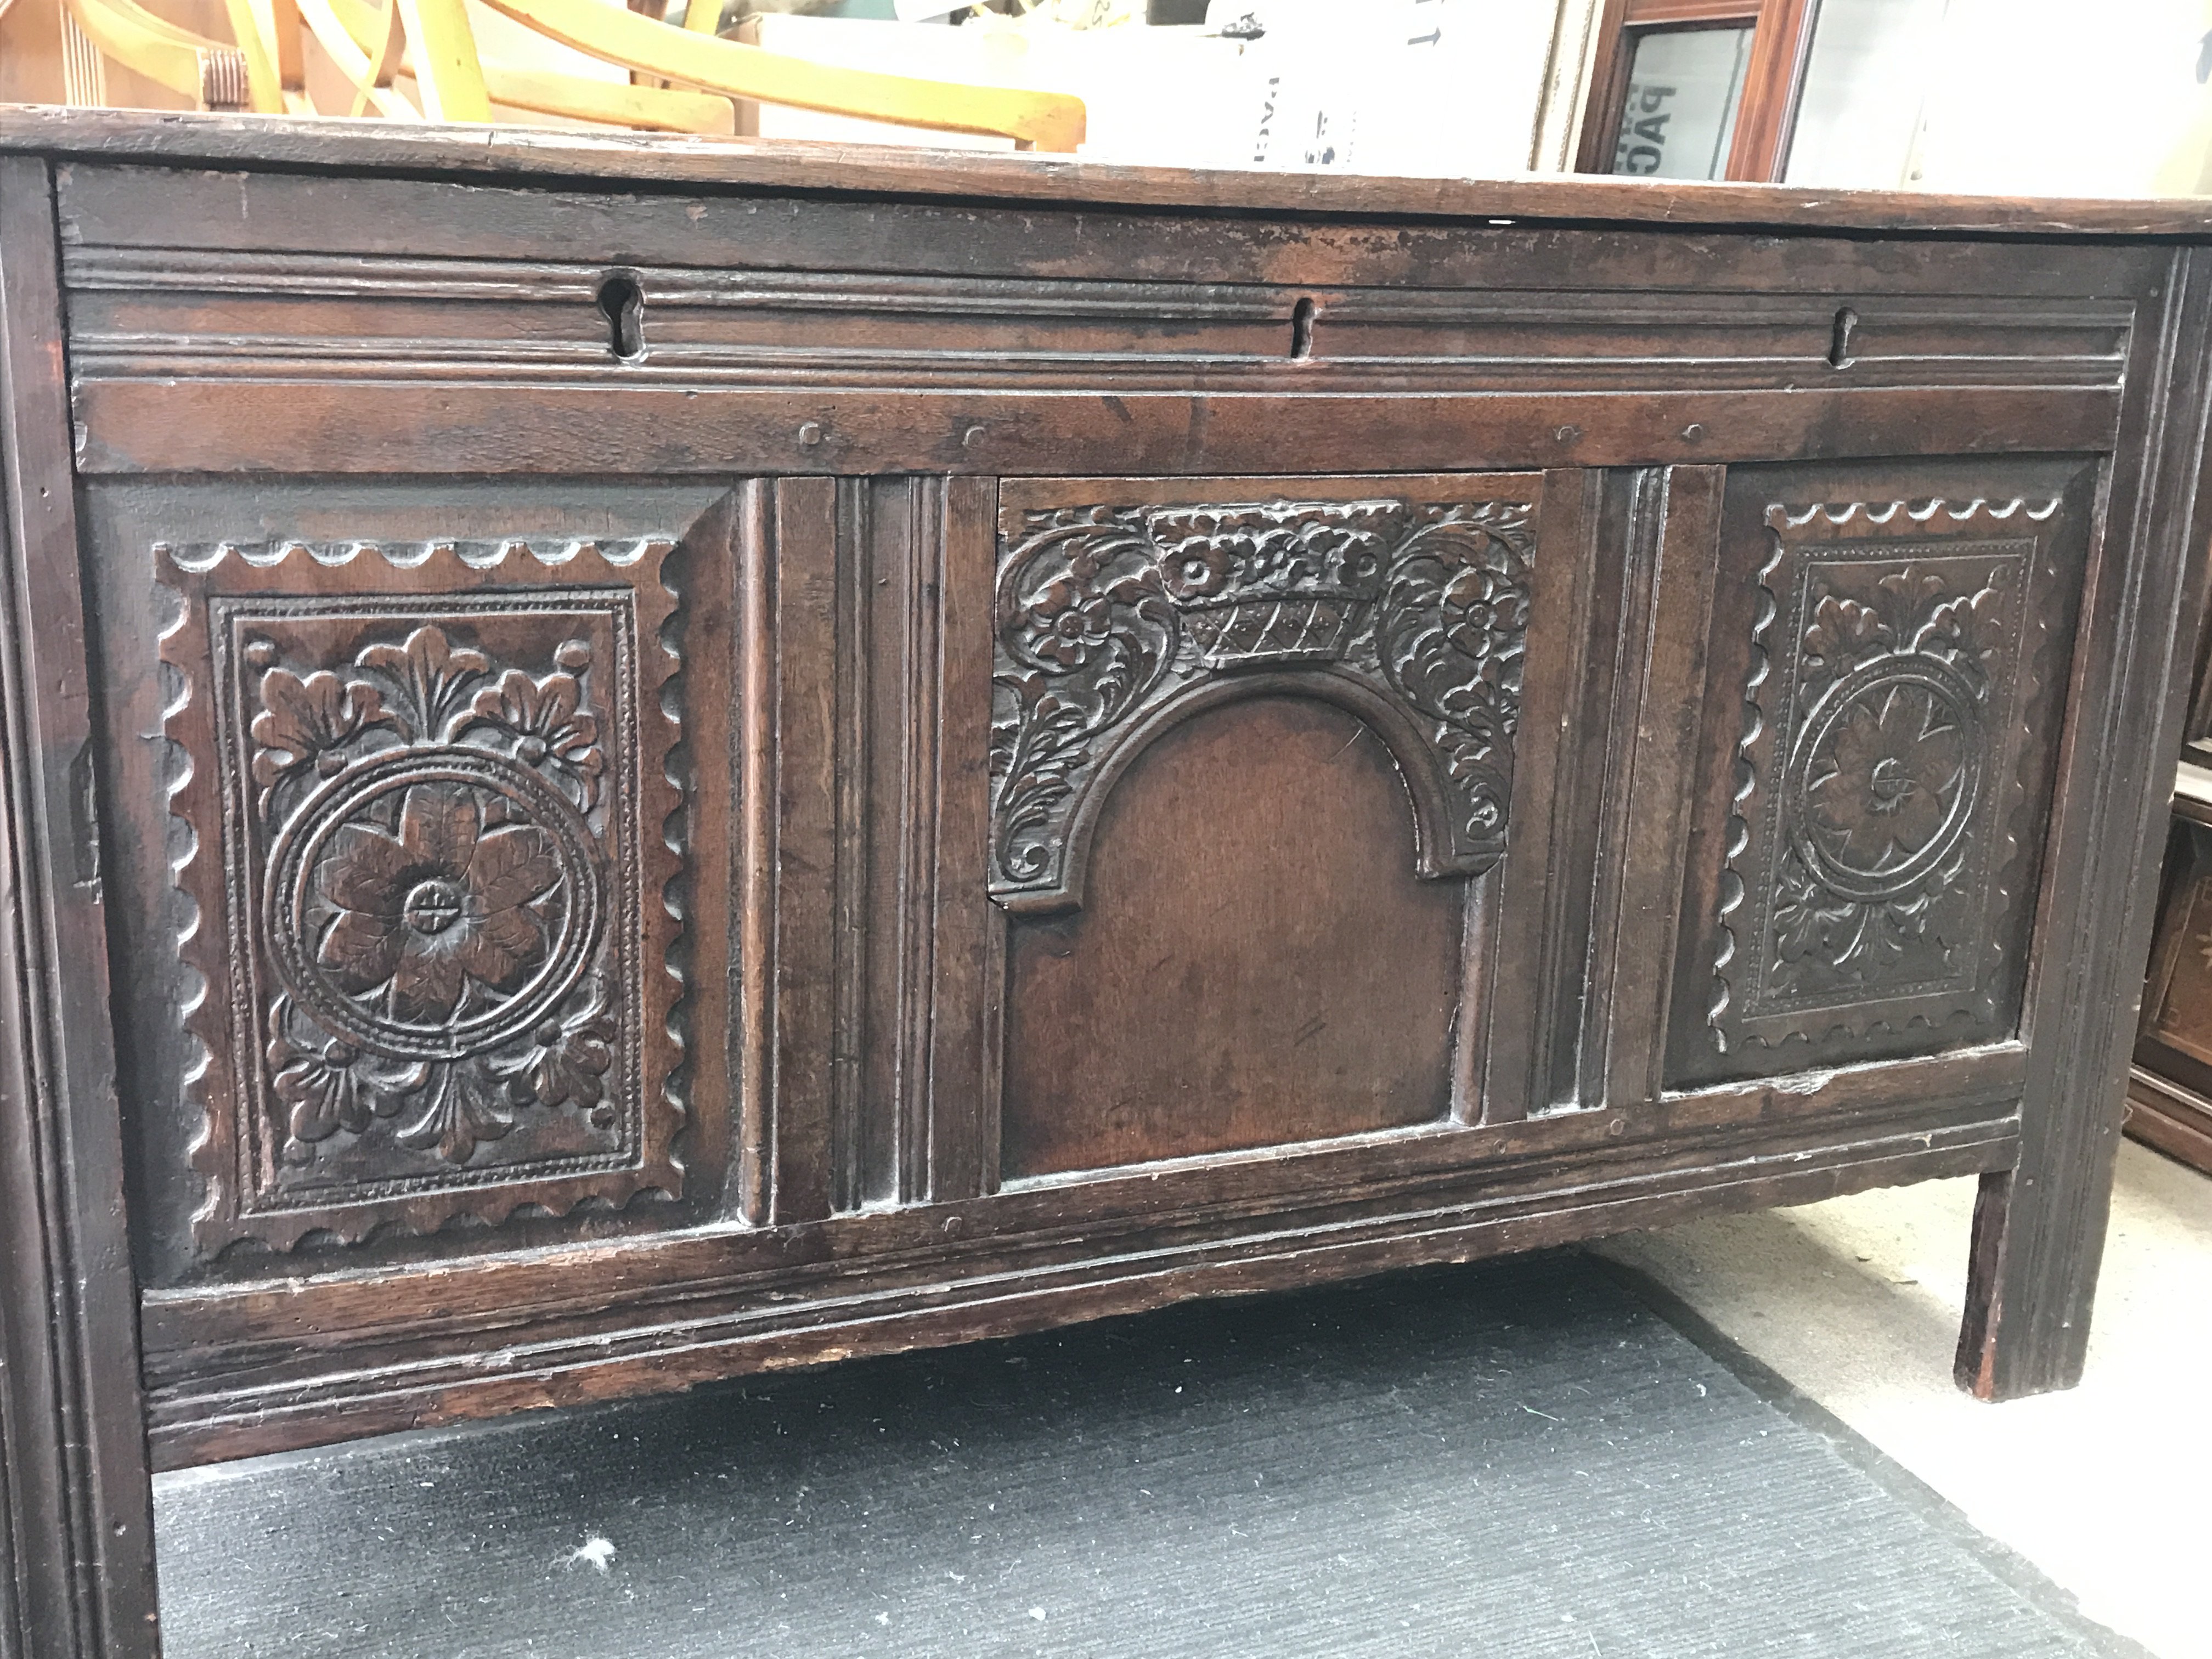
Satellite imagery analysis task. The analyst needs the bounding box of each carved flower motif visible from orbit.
[315,784,560,1024]
[1024,577,1116,668]
[1301,522,1382,586]
[1155,538,1236,601]
[470,659,604,810]
[357,624,490,736]
[501,999,617,1125]
[266,998,426,1155]
[1808,682,1965,869]
[393,1065,517,1165]
[250,669,390,795]
[272,1029,374,1144]
[1801,594,1892,670]
[1439,555,1526,665]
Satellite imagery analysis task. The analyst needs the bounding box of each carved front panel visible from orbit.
[161,539,684,1250]
[1676,469,2092,1082]
[987,473,1547,1179]
[991,483,1539,913]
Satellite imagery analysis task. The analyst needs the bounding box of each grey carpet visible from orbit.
[153,1251,2129,1659]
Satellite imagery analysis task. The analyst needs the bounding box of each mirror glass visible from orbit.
[1610,25,1756,179]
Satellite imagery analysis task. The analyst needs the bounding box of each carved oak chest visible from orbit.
[0,106,2205,1659]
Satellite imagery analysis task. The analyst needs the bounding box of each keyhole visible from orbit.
[598,273,645,362]
[1827,305,1858,370]
[1290,296,1316,360]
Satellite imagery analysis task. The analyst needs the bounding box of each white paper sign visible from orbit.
[1209,0,1552,177]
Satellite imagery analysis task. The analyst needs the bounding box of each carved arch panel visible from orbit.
[984,474,1551,1184]
[990,476,1544,913]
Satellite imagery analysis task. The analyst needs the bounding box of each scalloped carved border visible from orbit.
[1708,497,2065,1058]
[157,535,669,574]
[160,537,685,1251]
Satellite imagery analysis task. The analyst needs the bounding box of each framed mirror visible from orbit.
[1577,0,1822,183]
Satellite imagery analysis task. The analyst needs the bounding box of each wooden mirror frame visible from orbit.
[1575,0,1822,183]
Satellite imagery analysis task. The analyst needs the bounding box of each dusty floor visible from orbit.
[1596,1139,2211,1659]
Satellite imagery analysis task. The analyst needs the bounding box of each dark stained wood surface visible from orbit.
[1959,251,2212,1399]
[7,104,2212,237]
[0,106,2208,1658]
[1666,455,2097,1089]
[1001,696,1464,1178]
[2130,789,2212,1173]
[0,154,160,1656]
[2133,821,2212,1104]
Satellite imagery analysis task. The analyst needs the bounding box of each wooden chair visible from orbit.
[59,0,263,111]
[57,0,711,123]
[281,0,1084,148]
[59,0,1085,150]
[278,0,741,131]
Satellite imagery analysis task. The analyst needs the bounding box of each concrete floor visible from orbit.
[1595,1139,2211,1659]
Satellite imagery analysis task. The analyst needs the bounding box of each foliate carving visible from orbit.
[255,626,610,1166]
[1709,499,2062,1057]
[990,496,1535,909]
[161,538,684,1250]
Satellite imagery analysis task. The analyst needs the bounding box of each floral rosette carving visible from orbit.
[1767,563,2007,993]
[1693,493,2074,1074]
[248,624,616,1166]
[990,496,1536,906]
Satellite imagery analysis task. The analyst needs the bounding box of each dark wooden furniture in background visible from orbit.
[1578,0,1823,180]
[2127,631,2212,1172]
[1,105,2209,1659]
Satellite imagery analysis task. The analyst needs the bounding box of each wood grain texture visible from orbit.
[2125,1066,2212,1172]
[158,532,689,1250]
[15,105,2212,236]
[137,1040,2031,1347]
[0,155,159,1659]
[67,384,2128,481]
[53,166,2162,299]
[2132,820,2212,1078]
[1957,249,2212,1400]
[142,1107,2020,1469]
[1591,467,1724,1109]
[63,247,2131,396]
[1477,467,1604,1124]
[2129,800,2212,1173]
[0,114,2198,1602]
[1000,697,1465,1178]
[763,480,839,1225]
[1667,458,2096,1089]
[850,478,950,1207]
[137,1039,2030,1464]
